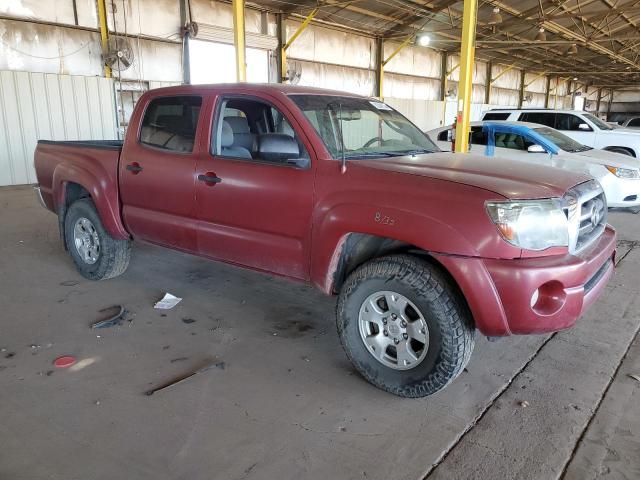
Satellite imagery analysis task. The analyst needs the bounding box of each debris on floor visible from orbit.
[182,318,196,324]
[145,361,217,396]
[53,355,76,368]
[628,373,640,383]
[91,305,126,329]
[154,293,182,310]
[518,400,530,408]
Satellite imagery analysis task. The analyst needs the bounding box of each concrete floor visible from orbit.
[0,185,638,480]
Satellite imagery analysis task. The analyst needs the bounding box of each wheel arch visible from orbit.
[52,163,129,242]
[602,146,636,157]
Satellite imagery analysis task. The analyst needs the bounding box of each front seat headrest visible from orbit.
[221,121,234,147]
[224,116,250,134]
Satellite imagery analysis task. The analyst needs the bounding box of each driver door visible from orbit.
[195,94,315,280]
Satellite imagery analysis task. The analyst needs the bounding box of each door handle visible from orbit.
[126,163,143,174]
[197,173,222,185]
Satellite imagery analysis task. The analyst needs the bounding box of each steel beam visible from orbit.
[232,0,246,82]
[544,76,551,108]
[454,0,478,154]
[96,0,111,78]
[375,38,384,98]
[484,61,492,105]
[281,8,318,83]
[518,69,525,108]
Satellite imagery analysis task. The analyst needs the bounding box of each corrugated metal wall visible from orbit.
[0,71,117,186]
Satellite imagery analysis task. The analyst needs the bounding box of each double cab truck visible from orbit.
[34,84,616,397]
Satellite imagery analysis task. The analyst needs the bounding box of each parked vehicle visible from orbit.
[34,84,616,397]
[481,108,640,157]
[428,121,640,208]
[622,117,640,128]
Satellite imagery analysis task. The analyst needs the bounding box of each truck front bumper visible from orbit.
[433,226,617,336]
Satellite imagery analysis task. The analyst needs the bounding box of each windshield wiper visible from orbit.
[377,149,435,156]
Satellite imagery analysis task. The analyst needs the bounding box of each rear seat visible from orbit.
[140,115,195,152]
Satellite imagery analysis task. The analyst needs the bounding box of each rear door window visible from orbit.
[518,112,556,128]
[482,112,510,121]
[140,96,202,153]
[628,118,640,127]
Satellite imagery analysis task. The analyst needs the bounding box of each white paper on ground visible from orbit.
[154,293,182,310]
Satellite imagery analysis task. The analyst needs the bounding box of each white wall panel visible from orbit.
[0,19,103,76]
[286,21,375,69]
[384,73,440,101]
[0,71,117,186]
[191,0,266,34]
[386,98,446,131]
[384,43,441,78]
[108,0,181,38]
[525,72,547,93]
[294,60,374,97]
[491,65,520,90]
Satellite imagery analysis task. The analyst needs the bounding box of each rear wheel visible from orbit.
[337,254,475,397]
[64,198,131,280]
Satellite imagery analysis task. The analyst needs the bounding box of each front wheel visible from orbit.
[337,254,475,397]
[64,198,131,280]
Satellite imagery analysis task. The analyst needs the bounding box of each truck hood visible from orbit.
[355,152,590,200]
[575,148,640,169]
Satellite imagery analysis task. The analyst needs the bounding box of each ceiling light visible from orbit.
[417,34,431,47]
[535,27,546,42]
[567,44,578,55]
[488,7,503,25]
[573,77,578,81]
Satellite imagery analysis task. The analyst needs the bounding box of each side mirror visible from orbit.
[258,134,307,167]
[578,123,591,131]
[527,144,546,153]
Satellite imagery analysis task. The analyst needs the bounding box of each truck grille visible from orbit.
[564,180,607,254]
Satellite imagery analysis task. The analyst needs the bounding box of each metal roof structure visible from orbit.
[248,0,640,88]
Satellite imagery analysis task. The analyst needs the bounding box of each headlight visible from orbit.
[605,166,640,179]
[486,199,568,251]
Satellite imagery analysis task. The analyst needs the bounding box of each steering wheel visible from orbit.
[363,137,384,148]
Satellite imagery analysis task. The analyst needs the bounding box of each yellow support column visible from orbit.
[97,0,111,78]
[232,0,246,82]
[454,0,478,153]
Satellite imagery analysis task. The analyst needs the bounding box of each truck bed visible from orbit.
[34,139,123,225]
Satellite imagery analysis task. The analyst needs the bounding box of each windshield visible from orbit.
[533,126,592,153]
[583,113,614,130]
[289,95,439,159]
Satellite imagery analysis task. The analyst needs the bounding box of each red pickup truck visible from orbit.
[34,84,616,397]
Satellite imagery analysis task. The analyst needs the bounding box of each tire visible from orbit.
[608,147,634,157]
[337,254,475,398]
[64,198,131,280]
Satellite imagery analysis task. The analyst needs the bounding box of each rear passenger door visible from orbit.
[195,95,315,280]
[119,95,202,252]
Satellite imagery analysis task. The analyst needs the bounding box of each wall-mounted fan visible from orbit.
[285,61,302,85]
[104,36,135,72]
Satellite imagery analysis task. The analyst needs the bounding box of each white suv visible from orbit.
[481,109,640,157]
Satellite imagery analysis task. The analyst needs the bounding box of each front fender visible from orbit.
[52,162,128,239]
[310,202,494,294]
